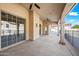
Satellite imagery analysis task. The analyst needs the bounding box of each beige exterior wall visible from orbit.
[42,20,49,35]
[0,3,29,41]
[33,11,40,40]
[39,19,43,35]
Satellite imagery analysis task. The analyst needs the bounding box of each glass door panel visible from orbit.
[1,11,25,48]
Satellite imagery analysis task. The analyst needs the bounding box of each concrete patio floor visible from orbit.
[0,32,73,56]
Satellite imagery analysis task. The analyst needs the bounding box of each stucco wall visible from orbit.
[42,20,49,35]
[33,11,40,40]
[39,19,43,35]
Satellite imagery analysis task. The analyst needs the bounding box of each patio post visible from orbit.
[59,17,65,45]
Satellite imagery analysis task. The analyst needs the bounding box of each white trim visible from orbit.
[0,40,25,51]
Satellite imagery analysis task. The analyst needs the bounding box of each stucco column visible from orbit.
[29,10,34,41]
[57,21,60,36]
[59,18,65,45]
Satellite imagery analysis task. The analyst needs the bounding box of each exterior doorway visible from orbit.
[39,24,41,35]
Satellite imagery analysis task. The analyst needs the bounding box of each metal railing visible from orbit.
[65,30,79,49]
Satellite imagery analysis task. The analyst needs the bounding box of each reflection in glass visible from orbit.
[1,11,25,48]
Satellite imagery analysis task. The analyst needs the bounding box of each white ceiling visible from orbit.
[21,3,66,22]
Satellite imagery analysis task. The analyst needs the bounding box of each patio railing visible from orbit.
[65,30,79,49]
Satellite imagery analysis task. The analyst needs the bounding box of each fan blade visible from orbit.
[34,4,40,9]
[29,4,33,10]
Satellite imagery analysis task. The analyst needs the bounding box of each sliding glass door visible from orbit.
[17,17,25,42]
[1,11,25,48]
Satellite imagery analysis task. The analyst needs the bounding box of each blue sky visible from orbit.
[65,3,79,26]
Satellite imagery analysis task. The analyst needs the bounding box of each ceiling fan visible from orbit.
[29,3,40,10]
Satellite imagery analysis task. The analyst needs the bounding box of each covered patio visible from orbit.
[0,3,79,56]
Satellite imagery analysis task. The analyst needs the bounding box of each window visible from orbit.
[1,11,25,48]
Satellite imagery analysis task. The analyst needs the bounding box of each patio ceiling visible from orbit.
[21,3,66,22]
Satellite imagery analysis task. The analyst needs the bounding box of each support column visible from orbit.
[29,10,34,41]
[57,21,60,36]
[59,18,65,45]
